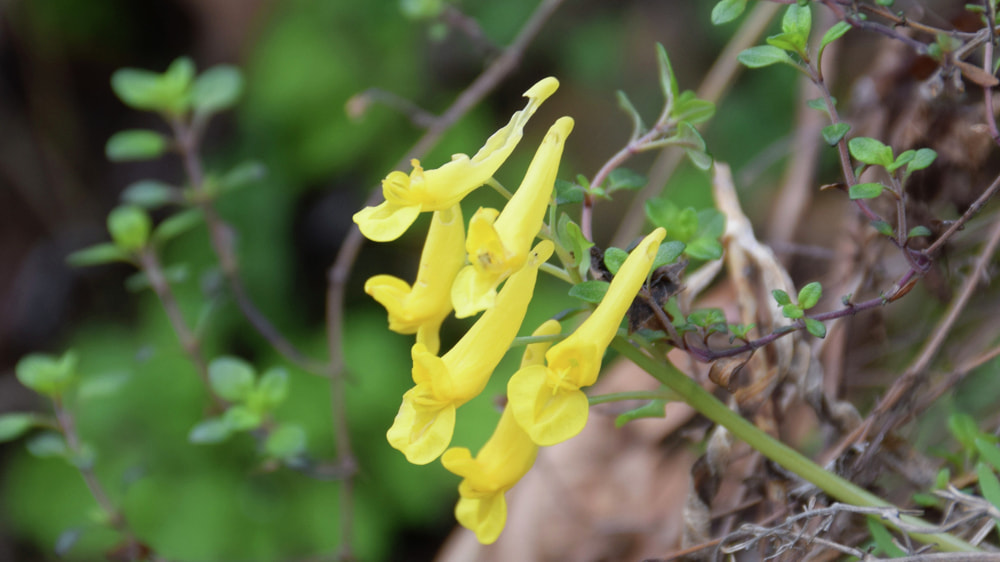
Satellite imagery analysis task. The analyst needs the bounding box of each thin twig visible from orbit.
[323,0,568,557]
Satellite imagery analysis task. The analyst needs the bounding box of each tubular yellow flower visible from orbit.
[387,241,554,465]
[364,204,464,354]
[440,319,560,545]
[451,116,575,318]
[353,77,560,242]
[507,228,666,446]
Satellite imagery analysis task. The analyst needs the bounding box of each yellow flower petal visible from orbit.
[507,364,590,446]
[452,117,574,318]
[386,384,457,465]
[364,205,465,354]
[353,78,560,241]
[455,495,506,545]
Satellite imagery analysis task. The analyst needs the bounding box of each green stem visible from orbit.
[588,389,676,405]
[610,337,981,553]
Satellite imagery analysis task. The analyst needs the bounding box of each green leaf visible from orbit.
[605,168,646,194]
[265,423,307,460]
[737,46,795,68]
[697,209,726,239]
[685,238,723,261]
[672,91,715,125]
[887,149,915,173]
[77,372,129,401]
[652,241,686,269]
[218,161,266,193]
[908,226,932,239]
[554,180,585,205]
[849,182,884,200]
[106,130,168,162]
[124,264,188,293]
[26,432,69,459]
[781,3,811,44]
[16,351,78,397]
[711,0,747,25]
[806,97,835,112]
[907,148,937,172]
[848,137,894,167]
[188,418,232,444]
[255,368,290,411]
[976,437,1000,472]
[772,289,792,306]
[557,214,594,278]
[603,247,629,275]
[871,220,894,236]
[223,405,262,431]
[569,280,610,304]
[866,517,907,557]
[948,412,980,454]
[804,318,827,338]
[107,205,152,252]
[782,304,804,319]
[820,21,852,50]
[121,180,177,209]
[616,90,646,137]
[766,33,804,54]
[685,148,714,171]
[191,65,243,115]
[152,209,203,245]
[111,57,195,114]
[688,308,726,328]
[0,413,38,443]
[976,462,1000,515]
[821,123,850,145]
[66,243,130,267]
[614,399,667,427]
[655,43,679,101]
[797,281,822,309]
[208,357,255,402]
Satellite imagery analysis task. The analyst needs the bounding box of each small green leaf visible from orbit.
[806,97,835,112]
[685,148,714,171]
[674,207,699,242]
[871,220,894,236]
[804,318,827,338]
[711,0,747,25]
[866,517,906,557]
[616,90,646,137]
[152,209,203,244]
[218,161,266,193]
[554,180,585,205]
[77,372,129,401]
[603,247,628,275]
[223,405,262,431]
[188,418,232,444]
[849,182,884,200]
[782,304,804,319]
[557,214,594,278]
[614,399,667,427]
[121,180,178,209]
[0,414,38,443]
[208,357,255,402]
[907,148,937,172]
[737,46,795,68]
[265,423,307,460]
[781,3,811,45]
[948,412,980,454]
[821,123,850,145]
[16,351,78,397]
[772,290,792,306]
[191,65,243,115]
[672,91,716,124]
[569,281,610,304]
[111,57,194,115]
[655,43,679,101]
[106,130,168,162]
[908,226,932,239]
[26,432,69,459]
[976,437,1000,472]
[848,137,894,167]
[107,205,152,251]
[66,243,130,267]
[652,241,686,269]
[605,168,646,194]
[766,33,804,54]
[820,21,852,50]
[797,281,822,309]
[935,467,951,489]
[887,149,915,173]
[976,462,1000,514]
[125,264,188,293]
[255,368,289,410]
[688,308,726,328]
[684,238,723,261]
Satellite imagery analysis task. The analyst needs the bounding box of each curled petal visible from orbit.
[353,200,423,243]
[507,364,590,446]
[386,385,457,465]
[455,495,507,545]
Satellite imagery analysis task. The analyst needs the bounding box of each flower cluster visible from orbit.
[356,77,665,543]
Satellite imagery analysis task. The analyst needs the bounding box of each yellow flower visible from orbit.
[353,77,560,242]
[441,319,561,544]
[451,117,574,318]
[507,228,665,446]
[364,204,464,354]
[387,241,554,464]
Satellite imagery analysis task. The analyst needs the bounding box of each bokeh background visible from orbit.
[0,1,810,559]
